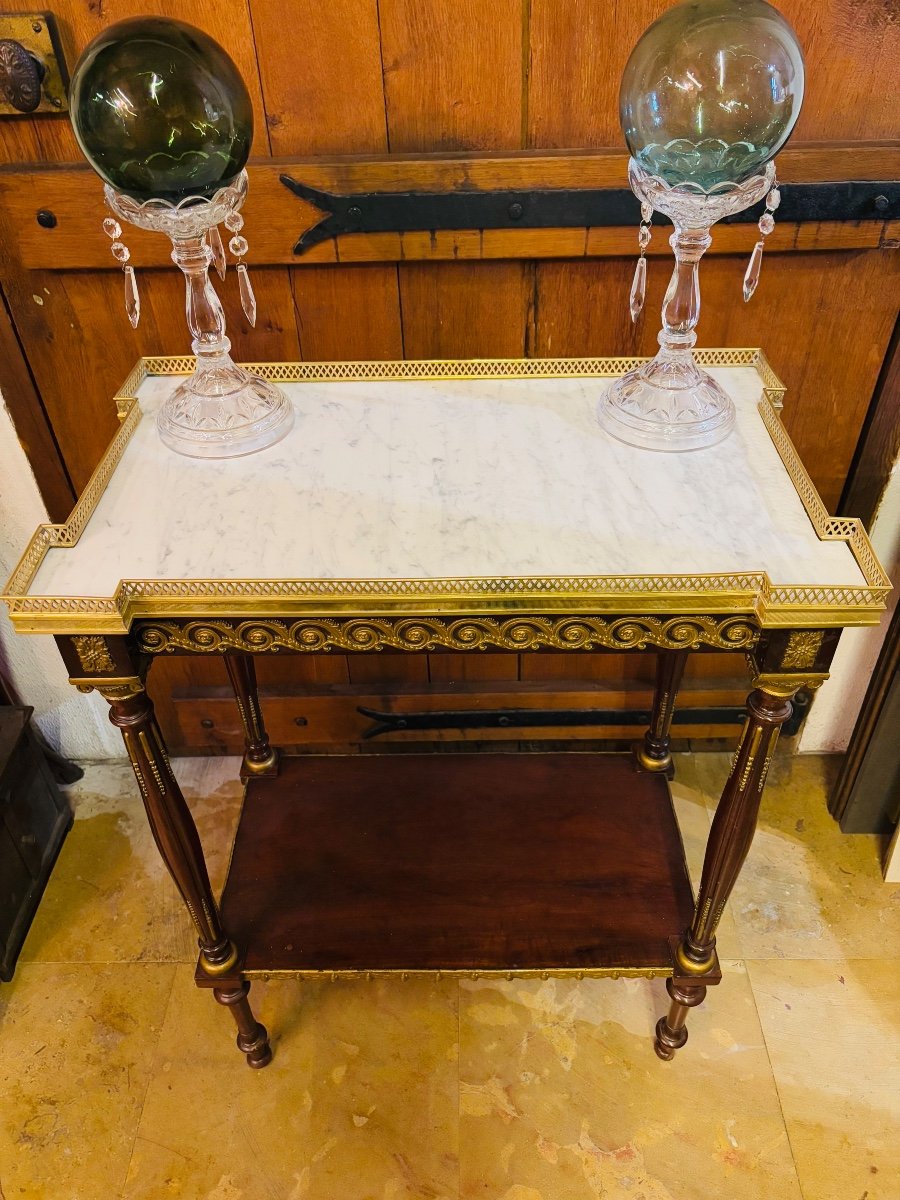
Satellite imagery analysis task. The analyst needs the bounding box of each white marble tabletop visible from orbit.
[6,356,888,631]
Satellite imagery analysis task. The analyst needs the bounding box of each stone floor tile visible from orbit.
[748,958,900,1200]
[691,753,900,960]
[0,962,175,1200]
[458,967,802,1200]
[123,969,459,1200]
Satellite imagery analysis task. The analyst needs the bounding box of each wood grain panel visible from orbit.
[380,2,532,358]
[255,0,403,361]
[399,261,532,358]
[253,0,387,154]
[2,269,185,490]
[379,0,524,153]
[428,655,519,684]
[346,656,430,686]
[291,265,403,360]
[784,0,900,142]
[520,652,658,686]
[527,0,669,148]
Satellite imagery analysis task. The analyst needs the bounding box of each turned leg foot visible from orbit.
[225,655,279,778]
[635,649,688,775]
[215,982,273,1069]
[654,978,707,1060]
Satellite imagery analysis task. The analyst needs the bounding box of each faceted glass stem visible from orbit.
[661,225,711,351]
[171,236,231,362]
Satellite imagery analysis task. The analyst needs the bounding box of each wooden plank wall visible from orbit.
[0,0,897,751]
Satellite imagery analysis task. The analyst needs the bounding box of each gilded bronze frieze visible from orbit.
[134,614,761,656]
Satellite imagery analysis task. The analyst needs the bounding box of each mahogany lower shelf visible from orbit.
[216,753,697,978]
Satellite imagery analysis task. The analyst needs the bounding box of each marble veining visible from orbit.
[30,365,865,598]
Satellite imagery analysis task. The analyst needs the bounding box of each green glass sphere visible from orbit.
[620,0,804,189]
[70,17,253,202]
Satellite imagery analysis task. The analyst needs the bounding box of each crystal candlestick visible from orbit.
[104,171,293,459]
[598,159,775,452]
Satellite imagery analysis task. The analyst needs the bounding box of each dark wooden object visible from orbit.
[223,655,278,779]
[49,617,832,1067]
[0,706,72,981]
[636,650,689,776]
[217,753,697,976]
[655,686,795,1059]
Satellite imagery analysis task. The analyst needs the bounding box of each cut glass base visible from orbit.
[598,351,735,453]
[157,356,294,459]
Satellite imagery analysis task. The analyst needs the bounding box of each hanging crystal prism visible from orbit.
[123,264,140,328]
[629,200,654,322]
[743,180,780,303]
[208,224,227,281]
[228,232,256,326]
[629,254,647,323]
[236,263,257,327]
[742,241,765,302]
[102,214,140,327]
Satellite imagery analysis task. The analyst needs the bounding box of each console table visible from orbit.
[3,351,889,1068]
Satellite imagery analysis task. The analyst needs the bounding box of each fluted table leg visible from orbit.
[99,678,272,1068]
[636,649,689,775]
[224,654,279,778]
[655,683,796,1060]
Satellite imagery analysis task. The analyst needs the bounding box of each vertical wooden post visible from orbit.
[214,983,273,1069]
[655,683,796,1060]
[98,677,272,1068]
[224,654,279,778]
[636,649,688,775]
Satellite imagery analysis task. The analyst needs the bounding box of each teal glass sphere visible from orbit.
[70,18,253,202]
[620,0,804,190]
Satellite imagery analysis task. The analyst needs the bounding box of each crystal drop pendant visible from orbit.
[208,224,227,280]
[237,262,257,326]
[743,240,765,303]
[629,254,647,322]
[124,265,140,328]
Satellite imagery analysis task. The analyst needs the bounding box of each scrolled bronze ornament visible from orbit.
[135,614,760,656]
